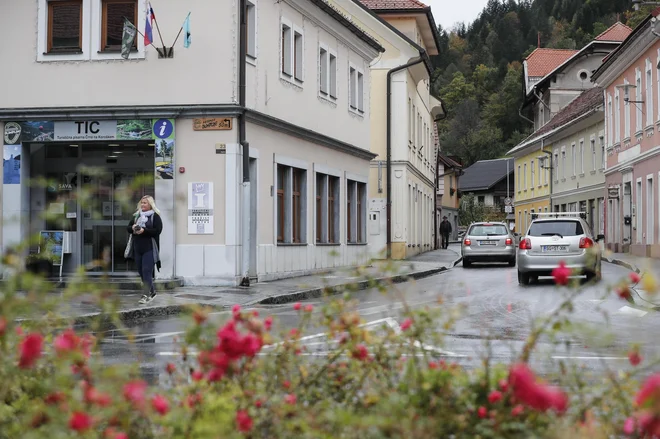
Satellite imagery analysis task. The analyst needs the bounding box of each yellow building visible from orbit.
[507,138,551,234]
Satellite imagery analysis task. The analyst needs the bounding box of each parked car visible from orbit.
[461,222,516,267]
[516,212,602,285]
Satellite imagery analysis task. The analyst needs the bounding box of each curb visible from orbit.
[601,256,660,312]
[602,257,640,274]
[69,252,463,326]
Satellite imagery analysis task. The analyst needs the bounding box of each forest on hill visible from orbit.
[432,0,655,166]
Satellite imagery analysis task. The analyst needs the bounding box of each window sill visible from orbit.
[347,242,368,246]
[99,48,137,54]
[246,55,257,66]
[277,243,308,246]
[623,137,631,143]
[316,242,341,246]
[590,170,597,175]
[571,176,577,180]
[635,131,644,138]
[44,49,83,55]
[319,92,337,104]
[561,178,566,183]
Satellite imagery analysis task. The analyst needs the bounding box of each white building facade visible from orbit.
[0,0,383,285]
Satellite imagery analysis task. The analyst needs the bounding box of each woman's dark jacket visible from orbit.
[127,213,163,271]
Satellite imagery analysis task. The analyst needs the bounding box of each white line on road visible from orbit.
[551,355,629,360]
[616,306,648,317]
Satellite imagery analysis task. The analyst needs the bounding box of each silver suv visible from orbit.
[462,222,516,267]
[516,212,602,285]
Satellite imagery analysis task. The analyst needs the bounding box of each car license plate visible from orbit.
[541,245,568,252]
[479,241,496,246]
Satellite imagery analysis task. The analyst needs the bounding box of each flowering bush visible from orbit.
[0,194,659,438]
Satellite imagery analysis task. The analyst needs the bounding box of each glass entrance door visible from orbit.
[81,169,154,273]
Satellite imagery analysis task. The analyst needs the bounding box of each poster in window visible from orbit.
[153,119,175,180]
[40,231,64,265]
[3,144,21,184]
[188,182,214,234]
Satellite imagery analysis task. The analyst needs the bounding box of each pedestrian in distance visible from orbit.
[439,216,452,249]
[126,195,163,304]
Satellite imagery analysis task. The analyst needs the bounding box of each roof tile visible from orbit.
[357,0,427,10]
[525,48,578,78]
[459,158,514,192]
[531,87,603,138]
[595,22,632,42]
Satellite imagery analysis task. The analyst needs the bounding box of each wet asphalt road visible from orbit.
[96,261,660,385]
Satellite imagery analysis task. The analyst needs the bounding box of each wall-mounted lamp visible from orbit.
[615,83,644,104]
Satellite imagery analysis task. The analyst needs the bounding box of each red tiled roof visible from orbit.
[595,22,632,42]
[525,48,579,78]
[357,0,427,10]
[533,87,603,137]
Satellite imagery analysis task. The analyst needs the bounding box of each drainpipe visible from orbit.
[238,0,251,286]
[386,57,424,259]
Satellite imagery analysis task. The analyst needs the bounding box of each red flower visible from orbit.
[477,406,487,418]
[54,329,80,355]
[623,417,636,435]
[166,362,176,374]
[293,302,302,311]
[498,379,509,392]
[289,328,299,338]
[428,361,439,369]
[18,333,43,369]
[488,390,503,404]
[284,394,296,405]
[191,370,204,381]
[217,320,263,360]
[151,394,170,415]
[83,383,112,407]
[630,272,641,283]
[353,344,369,361]
[0,317,6,337]
[511,404,524,416]
[236,410,253,432]
[283,380,291,389]
[508,363,568,413]
[123,380,147,406]
[45,391,66,405]
[193,309,207,325]
[551,261,571,286]
[304,304,314,313]
[69,412,92,432]
[400,318,413,331]
[629,351,642,366]
[616,286,632,300]
[232,304,242,319]
[255,399,263,408]
[264,316,273,331]
[635,374,660,407]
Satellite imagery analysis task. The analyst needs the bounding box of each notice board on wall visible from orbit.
[188,182,214,234]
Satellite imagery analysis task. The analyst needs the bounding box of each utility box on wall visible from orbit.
[369,199,387,257]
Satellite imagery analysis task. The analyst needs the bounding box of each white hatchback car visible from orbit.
[516,212,602,285]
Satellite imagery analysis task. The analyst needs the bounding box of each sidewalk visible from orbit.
[602,250,660,310]
[56,245,462,324]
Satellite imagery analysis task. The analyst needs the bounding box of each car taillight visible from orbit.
[579,237,594,248]
[518,238,532,250]
[463,238,471,246]
[505,238,513,245]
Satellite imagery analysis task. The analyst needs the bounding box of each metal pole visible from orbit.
[239,0,251,286]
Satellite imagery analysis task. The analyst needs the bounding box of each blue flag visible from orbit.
[183,14,191,48]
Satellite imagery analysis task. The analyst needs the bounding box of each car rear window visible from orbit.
[469,225,508,236]
[528,220,584,237]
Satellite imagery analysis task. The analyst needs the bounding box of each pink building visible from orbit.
[592,10,660,257]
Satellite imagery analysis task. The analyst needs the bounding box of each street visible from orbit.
[97,260,659,384]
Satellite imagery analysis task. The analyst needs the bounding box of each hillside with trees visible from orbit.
[432,0,654,166]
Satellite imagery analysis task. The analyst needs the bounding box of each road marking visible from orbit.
[551,355,628,360]
[616,306,648,317]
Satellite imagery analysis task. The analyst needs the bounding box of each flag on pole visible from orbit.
[144,2,155,46]
[183,13,191,48]
[121,19,137,59]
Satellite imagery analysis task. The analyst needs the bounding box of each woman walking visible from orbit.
[127,195,163,304]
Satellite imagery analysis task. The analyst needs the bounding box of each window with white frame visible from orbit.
[591,138,596,171]
[614,89,621,142]
[600,136,605,169]
[349,65,364,113]
[531,160,535,188]
[47,0,84,53]
[276,164,307,244]
[315,173,339,244]
[571,143,576,176]
[281,20,303,82]
[346,180,366,243]
[657,49,660,121]
[561,150,566,179]
[579,140,584,174]
[647,59,654,126]
[538,159,543,186]
[246,0,256,59]
[408,98,412,144]
[624,78,631,138]
[517,165,521,191]
[100,0,138,52]
[553,152,558,182]
[318,45,336,99]
[607,94,613,146]
[636,68,643,132]
[523,163,527,189]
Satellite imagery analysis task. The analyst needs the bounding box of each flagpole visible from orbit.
[150,5,167,50]
[171,12,191,47]
[124,17,160,52]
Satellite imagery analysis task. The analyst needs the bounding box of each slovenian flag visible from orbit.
[144,2,155,46]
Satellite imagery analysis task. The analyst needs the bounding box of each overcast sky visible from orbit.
[428,0,489,31]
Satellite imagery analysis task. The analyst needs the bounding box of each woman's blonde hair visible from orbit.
[135,195,161,216]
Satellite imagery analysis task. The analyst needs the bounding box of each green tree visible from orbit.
[438,72,476,111]
[458,193,485,226]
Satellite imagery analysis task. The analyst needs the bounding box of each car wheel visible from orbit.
[508,258,516,267]
[517,271,530,286]
[463,258,471,268]
[585,268,601,283]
